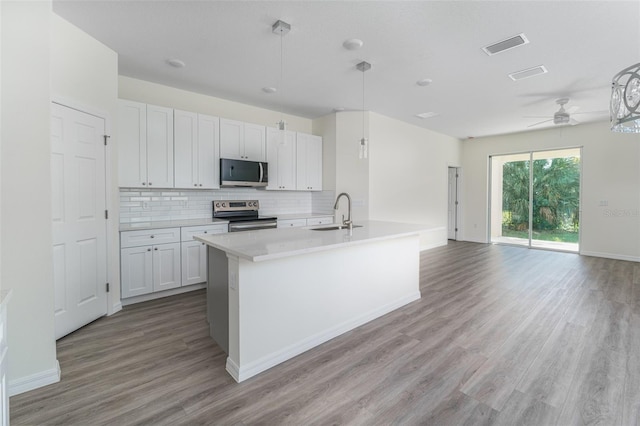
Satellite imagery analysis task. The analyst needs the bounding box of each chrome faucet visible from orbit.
[334,192,352,230]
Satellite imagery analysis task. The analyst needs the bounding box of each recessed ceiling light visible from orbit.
[166,58,186,68]
[415,112,439,119]
[482,33,529,56]
[262,87,277,94]
[508,65,548,81]
[416,78,433,87]
[343,39,364,50]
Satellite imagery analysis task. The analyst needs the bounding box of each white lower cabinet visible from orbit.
[180,224,226,287]
[306,216,334,226]
[121,227,181,298]
[181,240,207,286]
[277,218,308,228]
[152,242,182,292]
[277,216,334,228]
[121,241,181,298]
[121,245,153,298]
[121,224,227,302]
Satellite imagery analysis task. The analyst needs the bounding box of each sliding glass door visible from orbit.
[490,148,581,252]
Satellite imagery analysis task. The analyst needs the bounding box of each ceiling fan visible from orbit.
[525,98,606,128]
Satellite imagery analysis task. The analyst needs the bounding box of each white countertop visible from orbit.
[195,220,432,262]
[120,218,229,232]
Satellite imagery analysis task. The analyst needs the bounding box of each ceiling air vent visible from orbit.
[482,33,529,56]
[508,65,548,81]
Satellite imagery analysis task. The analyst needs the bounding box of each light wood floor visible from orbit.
[11,241,640,425]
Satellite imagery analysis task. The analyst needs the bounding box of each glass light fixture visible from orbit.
[357,61,371,159]
[272,20,290,137]
[611,62,640,133]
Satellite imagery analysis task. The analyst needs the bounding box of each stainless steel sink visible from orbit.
[310,225,362,231]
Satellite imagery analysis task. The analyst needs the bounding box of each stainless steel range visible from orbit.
[212,200,277,232]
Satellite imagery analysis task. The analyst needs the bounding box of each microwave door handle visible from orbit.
[259,162,264,183]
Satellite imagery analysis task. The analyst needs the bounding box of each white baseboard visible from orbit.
[580,250,640,262]
[228,291,421,383]
[9,360,60,396]
[121,283,206,306]
[110,301,123,316]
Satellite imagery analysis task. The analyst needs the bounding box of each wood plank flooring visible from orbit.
[10,241,640,425]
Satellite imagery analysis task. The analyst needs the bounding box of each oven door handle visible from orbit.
[229,222,277,231]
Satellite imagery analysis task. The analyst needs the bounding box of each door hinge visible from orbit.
[103,135,110,146]
[105,210,109,220]
[455,228,458,232]
[106,283,110,293]
[456,174,459,178]
[455,201,459,205]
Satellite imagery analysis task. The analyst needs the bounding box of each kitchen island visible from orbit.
[195,220,426,382]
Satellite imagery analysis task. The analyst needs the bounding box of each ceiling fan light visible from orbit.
[611,62,640,133]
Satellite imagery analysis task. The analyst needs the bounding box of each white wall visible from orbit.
[369,112,461,249]
[119,76,313,133]
[461,121,640,261]
[334,111,370,222]
[51,14,121,313]
[1,0,59,393]
[311,113,336,192]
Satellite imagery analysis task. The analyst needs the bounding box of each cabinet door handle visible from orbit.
[142,182,146,186]
[148,182,152,186]
[199,184,203,187]
[202,243,205,246]
[204,231,208,233]
[150,235,154,238]
[194,184,198,187]
[147,248,151,252]
[154,248,158,251]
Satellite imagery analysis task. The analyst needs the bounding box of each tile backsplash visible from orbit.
[119,188,335,223]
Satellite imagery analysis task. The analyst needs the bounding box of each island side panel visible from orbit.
[228,234,421,382]
[207,247,230,354]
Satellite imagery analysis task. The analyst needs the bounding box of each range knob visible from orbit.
[222,203,226,207]
[215,202,220,208]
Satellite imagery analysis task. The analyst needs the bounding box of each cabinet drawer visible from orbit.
[121,227,181,248]
[277,219,308,228]
[181,225,228,242]
[306,217,333,226]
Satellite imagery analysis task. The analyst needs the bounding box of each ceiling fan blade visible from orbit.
[527,119,554,128]
[571,110,608,115]
[569,118,580,126]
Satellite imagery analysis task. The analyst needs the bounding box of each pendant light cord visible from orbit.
[362,65,365,141]
[280,29,284,127]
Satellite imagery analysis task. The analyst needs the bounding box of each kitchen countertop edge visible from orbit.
[195,220,432,262]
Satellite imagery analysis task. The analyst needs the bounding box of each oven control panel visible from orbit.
[213,200,259,213]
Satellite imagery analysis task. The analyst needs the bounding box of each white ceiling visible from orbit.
[52,1,640,139]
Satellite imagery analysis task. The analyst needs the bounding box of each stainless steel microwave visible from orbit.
[220,158,268,188]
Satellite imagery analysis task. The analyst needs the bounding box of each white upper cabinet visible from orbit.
[296,133,323,191]
[266,128,296,190]
[118,100,174,188]
[118,100,147,188]
[146,105,174,188]
[198,114,220,189]
[174,110,220,189]
[220,118,266,161]
[243,123,267,161]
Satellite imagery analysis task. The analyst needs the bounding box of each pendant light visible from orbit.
[610,62,640,133]
[357,61,371,159]
[272,20,290,134]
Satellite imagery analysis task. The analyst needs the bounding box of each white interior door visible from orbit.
[447,167,458,240]
[51,103,108,339]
